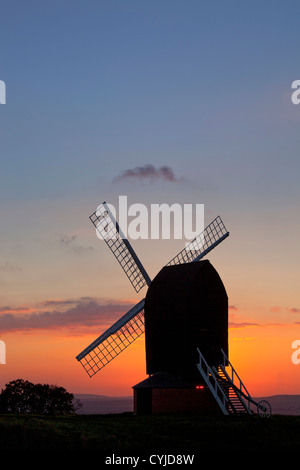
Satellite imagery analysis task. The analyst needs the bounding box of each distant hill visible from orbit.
[75,394,133,414]
[254,395,300,416]
[74,393,300,415]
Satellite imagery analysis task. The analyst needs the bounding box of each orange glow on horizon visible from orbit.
[229,323,300,396]
[1,321,300,398]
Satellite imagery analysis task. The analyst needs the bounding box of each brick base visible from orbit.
[134,387,221,415]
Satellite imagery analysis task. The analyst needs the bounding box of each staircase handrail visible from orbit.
[215,365,252,413]
[197,348,229,415]
[220,349,272,416]
[220,349,252,401]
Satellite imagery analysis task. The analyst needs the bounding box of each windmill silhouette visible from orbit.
[76,202,271,417]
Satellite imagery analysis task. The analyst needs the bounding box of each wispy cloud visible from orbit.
[287,307,300,313]
[113,164,183,184]
[38,299,78,307]
[270,306,282,313]
[229,321,262,329]
[60,235,77,246]
[0,306,32,314]
[229,321,293,329]
[270,306,300,314]
[0,262,22,273]
[58,233,94,254]
[0,297,135,333]
[1,298,298,335]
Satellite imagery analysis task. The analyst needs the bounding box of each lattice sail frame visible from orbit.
[76,300,145,377]
[167,215,229,266]
[90,202,151,293]
[76,209,229,378]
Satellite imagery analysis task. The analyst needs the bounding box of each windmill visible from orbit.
[76,202,271,417]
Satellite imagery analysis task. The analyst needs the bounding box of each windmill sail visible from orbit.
[90,202,151,293]
[167,215,229,266]
[76,212,229,378]
[76,299,145,377]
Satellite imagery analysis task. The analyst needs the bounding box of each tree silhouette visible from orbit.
[0,379,81,415]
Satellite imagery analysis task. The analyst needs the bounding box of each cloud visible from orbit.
[38,299,78,307]
[0,306,32,314]
[58,234,94,254]
[270,306,300,314]
[270,306,282,313]
[1,298,296,336]
[229,321,262,329]
[0,297,136,333]
[113,164,183,184]
[229,321,288,329]
[60,235,77,246]
[0,262,22,273]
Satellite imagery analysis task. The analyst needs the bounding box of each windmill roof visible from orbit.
[132,372,196,389]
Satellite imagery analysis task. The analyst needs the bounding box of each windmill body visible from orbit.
[76,202,272,417]
[144,260,228,380]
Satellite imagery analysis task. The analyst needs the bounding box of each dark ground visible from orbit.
[1,411,300,459]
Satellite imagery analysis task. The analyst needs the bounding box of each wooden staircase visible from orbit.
[213,366,251,415]
[197,349,272,417]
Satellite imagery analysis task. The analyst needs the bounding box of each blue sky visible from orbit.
[1,0,300,202]
[1,1,299,199]
[0,1,300,394]
[1,0,299,294]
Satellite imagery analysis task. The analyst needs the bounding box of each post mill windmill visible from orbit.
[76,202,271,417]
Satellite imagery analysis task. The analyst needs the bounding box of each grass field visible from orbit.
[1,411,300,456]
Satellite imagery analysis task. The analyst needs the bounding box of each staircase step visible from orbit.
[197,350,253,416]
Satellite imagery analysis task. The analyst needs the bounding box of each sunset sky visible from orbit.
[1,1,300,399]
